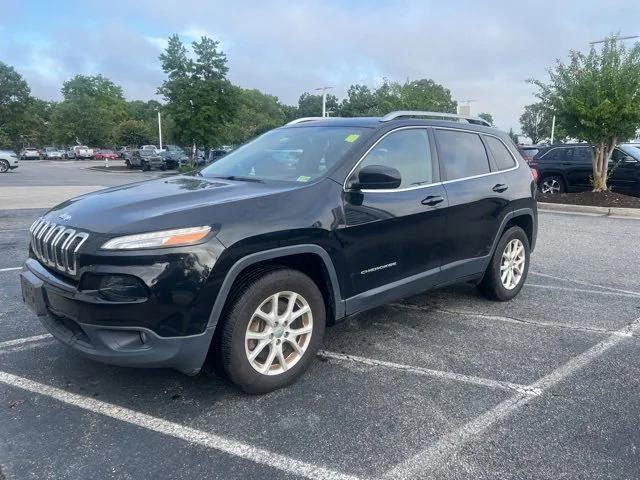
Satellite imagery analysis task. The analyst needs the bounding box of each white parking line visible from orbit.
[319,350,540,396]
[526,283,640,299]
[0,228,28,233]
[0,334,52,349]
[391,303,635,337]
[0,371,363,480]
[0,267,21,272]
[530,271,640,297]
[383,316,640,479]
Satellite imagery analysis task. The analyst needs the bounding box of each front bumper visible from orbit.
[20,259,215,374]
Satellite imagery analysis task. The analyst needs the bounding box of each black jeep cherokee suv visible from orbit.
[20,111,537,393]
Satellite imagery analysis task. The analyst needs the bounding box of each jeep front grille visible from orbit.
[29,218,89,275]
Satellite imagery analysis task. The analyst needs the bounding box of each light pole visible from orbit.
[157,110,163,150]
[589,34,639,45]
[314,86,333,117]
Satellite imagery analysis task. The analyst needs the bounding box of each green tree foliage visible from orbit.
[338,79,457,117]
[478,112,494,126]
[51,74,127,146]
[158,34,238,148]
[223,88,286,144]
[519,103,555,144]
[296,92,340,117]
[532,36,640,191]
[115,119,154,146]
[0,61,33,149]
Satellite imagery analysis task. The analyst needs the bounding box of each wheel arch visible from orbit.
[206,245,344,335]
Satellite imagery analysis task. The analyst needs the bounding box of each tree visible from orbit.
[508,128,519,145]
[0,61,32,149]
[478,112,494,126]
[532,36,640,191]
[116,119,154,146]
[519,103,554,144]
[158,34,238,149]
[338,78,457,117]
[51,74,127,146]
[297,92,339,117]
[222,88,286,144]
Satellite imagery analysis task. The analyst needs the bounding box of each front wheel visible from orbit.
[0,160,9,173]
[478,226,530,301]
[220,268,326,394]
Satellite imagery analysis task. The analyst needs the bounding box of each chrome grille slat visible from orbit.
[28,218,89,276]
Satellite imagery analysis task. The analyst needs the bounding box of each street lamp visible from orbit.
[589,34,639,45]
[157,109,163,151]
[314,86,334,117]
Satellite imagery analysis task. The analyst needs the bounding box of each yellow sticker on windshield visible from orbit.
[297,175,311,182]
[344,134,360,143]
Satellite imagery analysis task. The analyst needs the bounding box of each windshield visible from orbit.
[200,126,369,183]
[620,145,640,160]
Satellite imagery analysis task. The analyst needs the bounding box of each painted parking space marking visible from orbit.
[0,334,52,349]
[390,303,637,337]
[530,271,640,297]
[0,370,364,480]
[319,350,541,396]
[383,316,640,479]
[526,282,640,299]
[0,267,21,272]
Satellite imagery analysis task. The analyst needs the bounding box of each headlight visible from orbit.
[101,226,212,250]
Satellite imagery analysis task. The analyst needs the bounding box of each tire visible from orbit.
[0,160,8,173]
[539,175,565,194]
[478,226,530,301]
[220,268,326,394]
[125,160,132,169]
[143,162,150,171]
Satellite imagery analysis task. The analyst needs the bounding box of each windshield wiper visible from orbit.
[213,175,264,183]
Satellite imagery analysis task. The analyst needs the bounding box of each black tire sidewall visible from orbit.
[0,160,9,173]
[484,226,530,301]
[221,269,326,394]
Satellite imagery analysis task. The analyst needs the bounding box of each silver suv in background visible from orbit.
[0,150,19,173]
[42,147,63,159]
[20,148,40,160]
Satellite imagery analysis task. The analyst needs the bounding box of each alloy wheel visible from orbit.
[500,238,525,290]
[0,161,8,173]
[541,178,561,194]
[245,291,313,375]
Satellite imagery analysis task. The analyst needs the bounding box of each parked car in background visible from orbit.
[117,146,130,158]
[41,147,63,159]
[529,143,640,195]
[63,148,76,159]
[20,148,40,160]
[73,145,94,160]
[141,145,160,154]
[208,149,228,163]
[125,149,165,171]
[94,149,119,161]
[0,150,19,172]
[518,145,542,163]
[161,144,188,167]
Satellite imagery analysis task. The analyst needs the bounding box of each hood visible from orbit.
[45,175,296,234]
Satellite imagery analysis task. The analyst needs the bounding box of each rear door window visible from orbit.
[435,130,491,180]
[573,147,592,163]
[485,136,517,170]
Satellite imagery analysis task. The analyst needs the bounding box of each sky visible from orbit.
[1,0,639,132]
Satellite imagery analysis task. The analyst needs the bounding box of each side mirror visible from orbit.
[351,164,402,190]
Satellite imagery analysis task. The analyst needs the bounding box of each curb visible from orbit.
[539,202,640,219]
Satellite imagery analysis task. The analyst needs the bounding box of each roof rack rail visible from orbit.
[380,110,491,127]
[286,117,326,125]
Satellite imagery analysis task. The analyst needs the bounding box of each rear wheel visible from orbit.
[540,175,565,194]
[220,268,326,394]
[0,160,9,173]
[478,226,530,301]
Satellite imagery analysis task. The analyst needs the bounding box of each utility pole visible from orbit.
[314,86,334,117]
[589,34,639,45]
[157,110,163,150]
[550,115,556,144]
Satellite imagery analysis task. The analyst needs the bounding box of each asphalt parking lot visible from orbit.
[1,164,640,479]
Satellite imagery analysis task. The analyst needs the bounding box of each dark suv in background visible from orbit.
[529,143,640,195]
[20,111,537,394]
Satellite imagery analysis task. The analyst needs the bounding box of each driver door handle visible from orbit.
[492,184,509,193]
[421,195,444,206]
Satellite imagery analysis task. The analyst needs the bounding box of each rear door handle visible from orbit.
[421,195,444,206]
[492,184,508,193]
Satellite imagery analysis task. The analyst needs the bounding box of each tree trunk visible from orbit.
[592,138,617,192]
